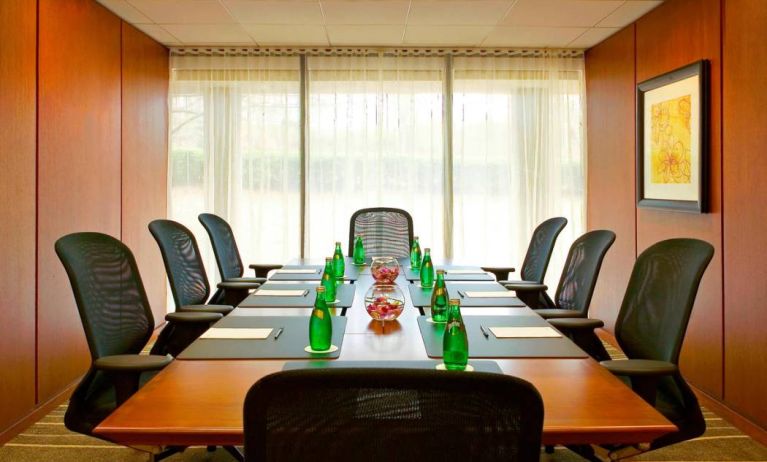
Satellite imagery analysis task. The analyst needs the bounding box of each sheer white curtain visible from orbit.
[305,55,446,259]
[451,56,586,287]
[168,55,301,283]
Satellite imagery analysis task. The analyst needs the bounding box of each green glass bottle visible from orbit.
[332,241,345,279]
[309,286,332,351]
[420,247,434,288]
[353,235,365,265]
[443,299,468,370]
[321,257,337,304]
[430,269,448,323]
[410,236,422,270]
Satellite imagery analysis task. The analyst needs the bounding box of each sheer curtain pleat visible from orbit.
[305,55,446,259]
[451,56,586,288]
[168,56,301,289]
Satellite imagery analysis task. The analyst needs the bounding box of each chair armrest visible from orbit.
[166,311,222,324]
[217,281,261,290]
[503,282,548,292]
[548,317,605,331]
[224,276,268,284]
[600,359,678,377]
[93,354,172,372]
[249,264,283,278]
[179,304,234,315]
[481,266,515,281]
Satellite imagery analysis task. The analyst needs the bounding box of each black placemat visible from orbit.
[417,315,587,359]
[178,316,347,360]
[282,360,503,374]
[238,283,356,308]
[269,264,361,282]
[408,283,526,307]
[403,266,494,282]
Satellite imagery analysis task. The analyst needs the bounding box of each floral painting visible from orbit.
[650,95,692,184]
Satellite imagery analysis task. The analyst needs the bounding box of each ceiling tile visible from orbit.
[598,0,663,27]
[223,1,324,25]
[244,24,329,45]
[482,26,587,47]
[568,27,620,48]
[408,1,512,25]
[127,0,235,24]
[327,25,404,45]
[163,24,254,44]
[131,24,182,45]
[96,0,152,23]
[321,1,410,25]
[404,25,493,46]
[501,0,623,28]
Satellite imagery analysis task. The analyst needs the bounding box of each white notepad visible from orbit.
[275,269,318,274]
[488,327,561,338]
[446,269,487,274]
[200,328,273,340]
[255,289,308,297]
[463,291,512,298]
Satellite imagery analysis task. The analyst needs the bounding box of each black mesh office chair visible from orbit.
[348,208,414,259]
[243,368,544,462]
[198,213,281,280]
[483,217,568,298]
[149,219,260,310]
[55,232,220,443]
[550,238,713,459]
[507,230,615,315]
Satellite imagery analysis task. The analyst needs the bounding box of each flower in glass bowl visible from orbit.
[364,284,405,321]
[370,256,400,284]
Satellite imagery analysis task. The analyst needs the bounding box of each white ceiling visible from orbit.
[96,0,663,49]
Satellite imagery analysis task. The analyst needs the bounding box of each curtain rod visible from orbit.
[170,47,584,58]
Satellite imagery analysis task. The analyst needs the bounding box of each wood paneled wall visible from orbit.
[0,0,38,432]
[722,0,767,429]
[121,23,169,323]
[0,0,169,440]
[37,0,123,402]
[585,26,636,332]
[587,0,767,430]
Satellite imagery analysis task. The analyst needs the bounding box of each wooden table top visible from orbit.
[95,272,675,447]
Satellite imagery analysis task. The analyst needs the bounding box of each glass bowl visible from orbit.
[364,283,405,321]
[370,256,400,284]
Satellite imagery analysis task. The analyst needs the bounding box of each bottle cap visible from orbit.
[424,247,431,252]
[316,286,326,293]
[325,256,332,261]
[436,269,446,274]
[414,236,419,240]
[335,241,341,245]
[449,298,460,305]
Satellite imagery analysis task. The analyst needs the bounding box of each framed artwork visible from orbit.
[636,60,710,213]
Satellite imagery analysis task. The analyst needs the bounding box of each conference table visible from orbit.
[94,258,675,449]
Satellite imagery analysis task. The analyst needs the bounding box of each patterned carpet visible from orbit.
[2,343,766,461]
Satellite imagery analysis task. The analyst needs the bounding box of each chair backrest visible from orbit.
[554,230,616,315]
[243,368,543,462]
[149,219,211,308]
[55,232,153,360]
[520,217,568,282]
[198,213,244,281]
[348,208,414,259]
[616,238,714,364]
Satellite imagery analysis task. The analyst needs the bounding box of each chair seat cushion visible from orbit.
[535,308,583,319]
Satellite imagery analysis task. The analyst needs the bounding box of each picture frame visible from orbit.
[636,60,710,213]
